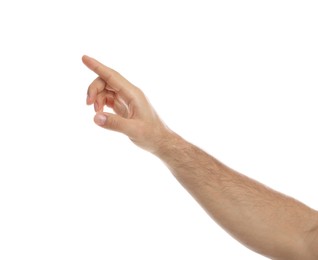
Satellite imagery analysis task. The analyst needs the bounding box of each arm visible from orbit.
[155,133,318,259]
[82,55,318,259]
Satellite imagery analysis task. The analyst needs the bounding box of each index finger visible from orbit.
[82,55,134,94]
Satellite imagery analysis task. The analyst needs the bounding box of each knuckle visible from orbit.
[88,77,100,93]
[93,63,101,73]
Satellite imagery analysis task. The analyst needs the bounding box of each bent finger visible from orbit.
[94,91,108,112]
[87,77,106,105]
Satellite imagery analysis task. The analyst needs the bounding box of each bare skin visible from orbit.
[82,55,318,259]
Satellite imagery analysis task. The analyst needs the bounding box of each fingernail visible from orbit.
[95,114,107,126]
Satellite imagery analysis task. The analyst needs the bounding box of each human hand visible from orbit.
[82,55,172,153]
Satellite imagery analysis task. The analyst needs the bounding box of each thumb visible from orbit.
[94,112,136,137]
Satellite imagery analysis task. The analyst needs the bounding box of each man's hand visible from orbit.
[82,55,171,153]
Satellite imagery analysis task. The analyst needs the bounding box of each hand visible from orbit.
[82,55,172,153]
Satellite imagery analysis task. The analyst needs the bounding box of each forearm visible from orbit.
[155,132,318,259]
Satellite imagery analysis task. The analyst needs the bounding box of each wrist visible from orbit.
[152,128,188,161]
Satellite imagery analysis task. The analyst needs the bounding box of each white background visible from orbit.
[0,0,317,259]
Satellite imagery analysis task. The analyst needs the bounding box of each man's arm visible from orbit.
[82,55,318,259]
[155,133,318,259]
